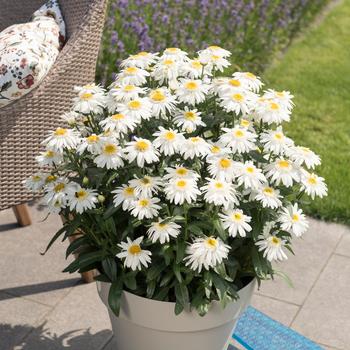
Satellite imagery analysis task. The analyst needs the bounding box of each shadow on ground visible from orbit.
[0,323,112,350]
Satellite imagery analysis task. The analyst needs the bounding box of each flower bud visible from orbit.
[82,176,89,185]
[98,195,105,203]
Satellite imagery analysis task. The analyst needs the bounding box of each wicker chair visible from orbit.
[0,0,108,226]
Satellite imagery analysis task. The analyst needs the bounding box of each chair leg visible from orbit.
[12,204,32,226]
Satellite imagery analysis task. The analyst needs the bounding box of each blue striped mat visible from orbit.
[228,306,324,350]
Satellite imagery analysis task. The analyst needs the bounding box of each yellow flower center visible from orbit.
[54,183,65,193]
[229,79,241,87]
[112,113,125,121]
[32,175,42,182]
[190,137,201,143]
[233,212,242,221]
[54,128,67,136]
[206,237,218,248]
[232,93,244,102]
[276,91,285,97]
[157,222,167,228]
[246,72,256,79]
[208,45,221,50]
[139,199,149,207]
[277,160,290,169]
[128,244,142,255]
[185,81,199,91]
[165,131,176,140]
[274,132,284,140]
[128,100,142,110]
[184,111,196,120]
[219,158,231,169]
[80,92,93,101]
[301,147,310,153]
[292,214,299,222]
[124,187,134,196]
[215,182,224,189]
[166,47,179,53]
[150,90,166,102]
[135,140,149,152]
[123,85,135,92]
[270,102,280,110]
[163,59,174,66]
[246,166,255,173]
[104,144,117,155]
[45,150,55,158]
[45,175,56,183]
[211,145,220,154]
[307,175,318,185]
[87,135,99,143]
[75,190,87,200]
[211,55,220,61]
[176,180,187,188]
[137,51,149,56]
[234,129,245,138]
[176,168,188,176]
[141,177,151,185]
[263,187,274,196]
[191,60,202,69]
[240,119,250,127]
[271,236,280,245]
[125,67,138,75]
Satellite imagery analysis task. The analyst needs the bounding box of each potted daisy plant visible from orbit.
[25,46,327,350]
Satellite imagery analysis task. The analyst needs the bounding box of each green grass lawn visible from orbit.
[263,0,350,224]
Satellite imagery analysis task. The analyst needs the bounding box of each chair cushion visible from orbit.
[0,0,66,108]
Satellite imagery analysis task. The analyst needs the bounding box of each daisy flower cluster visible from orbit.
[25,46,327,316]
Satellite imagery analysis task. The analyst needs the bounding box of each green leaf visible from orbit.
[146,280,156,298]
[175,283,189,307]
[94,274,110,282]
[103,205,118,220]
[124,274,137,290]
[173,264,182,283]
[108,280,123,316]
[65,236,87,258]
[174,302,184,315]
[147,262,166,281]
[187,223,203,235]
[213,219,227,240]
[176,240,186,264]
[63,250,104,273]
[102,257,118,282]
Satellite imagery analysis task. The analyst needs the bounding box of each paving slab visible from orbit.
[251,294,299,327]
[20,282,112,350]
[0,292,51,350]
[256,218,344,305]
[0,203,79,306]
[291,254,350,350]
[335,228,350,257]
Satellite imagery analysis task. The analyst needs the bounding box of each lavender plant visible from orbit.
[97,0,328,84]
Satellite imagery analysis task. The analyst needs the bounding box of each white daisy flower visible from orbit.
[254,98,291,124]
[45,196,66,214]
[279,204,308,237]
[99,113,138,135]
[220,127,257,154]
[42,127,81,152]
[207,156,238,182]
[107,84,146,105]
[116,237,152,271]
[201,178,239,208]
[287,146,321,169]
[255,186,282,209]
[129,175,163,197]
[173,107,206,133]
[115,66,150,86]
[198,50,230,72]
[147,219,181,244]
[219,209,252,237]
[67,184,98,214]
[44,178,72,205]
[77,134,103,155]
[232,72,263,92]
[73,85,105,114]
[148,88,177,117]
[265,158,300,187]
[152,127,185,156]
[256,225,288,262]
[94,141,124,169]
[164,178,200,205]
[120,51,158,69]
[236,161,267,190]
[117,98,152,121]
[260,127,293,155]
[239,118,253,129]
[214,77,247,96]
[162,47,189,61]
[60,111,81,126]
[219,90,256,115]
[181,59,206,79]
[130,197,161,220]
[124,137,159,167]
[300,171,327,199]
[184,236,230,273]
[202,45,231,58]
[207,142,231,158]
[180,136,211,159]
[152,58,180,85]
[176,79,210,105]
[263,89,294,111]
[112,185,137,210]
[35,149,63,166]
[23,173,45,191]
[163,165,200,181]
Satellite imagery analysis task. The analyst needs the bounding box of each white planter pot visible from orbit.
[97,279,255,350]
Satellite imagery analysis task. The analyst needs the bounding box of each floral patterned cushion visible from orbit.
[0,0,66,108]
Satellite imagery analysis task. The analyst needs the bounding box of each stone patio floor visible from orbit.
[0,202,349,350]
